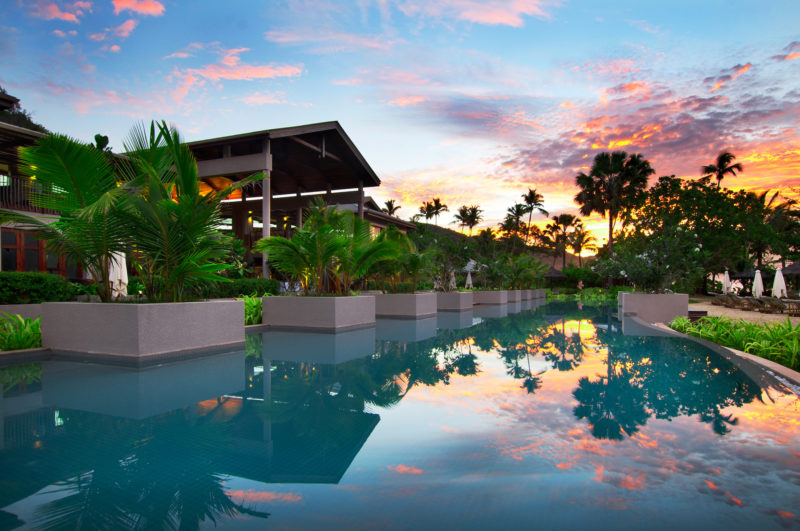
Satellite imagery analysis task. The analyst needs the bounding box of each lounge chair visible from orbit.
[728,295,761,311]
[711,294,728,306]
[758,296,785,314]
[782,299,800,316]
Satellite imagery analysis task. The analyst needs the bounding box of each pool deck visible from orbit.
[689,295,800,325]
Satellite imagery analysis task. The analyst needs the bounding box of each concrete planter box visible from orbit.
[0,303,43,320]
[473,290,508,305]
[41,300,244,359]
[437,292,473,311]
[533,288,547,299]
[375,293,437,319]
[618,292,688,324]
[507,290,522,303]
[475,304,509,319]
[259,326,376,364]
[262,295,375,331]
[437,310,475,330]
[375,316,437,342]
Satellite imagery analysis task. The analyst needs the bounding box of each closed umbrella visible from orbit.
[109,251,128,299]
[449,271,457,290]
[772,267,787,298]
[752,270,764,298]
[465,271,473,289]
[723,270,731,293]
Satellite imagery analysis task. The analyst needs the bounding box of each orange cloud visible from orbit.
[771,41,800,61]
[226,489,302,503]
[388,464,424,475]
[112,0,165,16]
[709,63,751,91]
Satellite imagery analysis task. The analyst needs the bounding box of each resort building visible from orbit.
[0,92,412,278]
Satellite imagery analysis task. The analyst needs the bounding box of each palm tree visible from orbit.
[568,222,597,267]
[546,213,578,269]
[522,188,548,244]
[574,151,653,258]
[453,204,483,235]
[502,203,528,253]
[382,199,401,216]
[702,151,743,187]
[418,201,435,223]
[431,197,448,225]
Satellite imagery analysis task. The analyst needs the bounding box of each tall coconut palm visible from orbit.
[522,188,548,244]
[574,151,653,258]
[453,204,483,235]
[431,197,448,225]
[418,201,435,223]
[382,199,401,216]
[569,222,597,267]
[701,151,743,187]
[502,203,528,253]
[546,213,578,269]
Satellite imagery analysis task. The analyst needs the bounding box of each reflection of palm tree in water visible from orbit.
[541,320,587,372]
[33,412,270,529]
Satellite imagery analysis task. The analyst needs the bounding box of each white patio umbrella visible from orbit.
[465,271,473,289]
[109,251,128,299]
[772,267,787,298]
[723,270,731,293]
[752,269,764,298]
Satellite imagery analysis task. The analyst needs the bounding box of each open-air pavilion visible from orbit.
[187,121,413,277]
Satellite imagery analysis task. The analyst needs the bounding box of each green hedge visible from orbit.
[199,278,280,299]
[0,272,75,304]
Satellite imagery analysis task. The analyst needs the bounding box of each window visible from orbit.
[0,228,81,279]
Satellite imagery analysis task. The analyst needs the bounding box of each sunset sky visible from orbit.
[4,0,800,242]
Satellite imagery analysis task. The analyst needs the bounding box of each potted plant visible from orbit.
[254,200,393,331]
[4,122,256,358]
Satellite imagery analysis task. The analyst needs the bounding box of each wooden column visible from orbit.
[262,138,271,278]
[296,186,303,230]
[357,179,364,219]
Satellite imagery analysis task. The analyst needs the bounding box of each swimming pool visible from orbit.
[1,301,798,529]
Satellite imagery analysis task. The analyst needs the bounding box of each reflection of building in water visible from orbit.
[0,351,381,525]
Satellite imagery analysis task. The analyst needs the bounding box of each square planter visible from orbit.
[437,292,474,311]
[375,316,437,342]
[436,310,475,330]
[258,326,377,364]
[262,295,375,331]
[0,303,43,320]
[523,289,535,300]
[534,288,546,299]
[507,290,521,303]
[473,290,508,305]
[375,293,437,319]
[618,292,688,324]
[41,300,244,359]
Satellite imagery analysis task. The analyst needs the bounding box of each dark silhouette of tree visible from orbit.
[382,199,401,216]
[453,204,483,235]
[701,151,743,187]
[522,188,548,244]
[575,151,654,258]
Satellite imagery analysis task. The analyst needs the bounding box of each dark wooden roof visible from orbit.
[187,121,380,196]
[0,122,45,168]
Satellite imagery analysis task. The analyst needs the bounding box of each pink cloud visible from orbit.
[112,0,164,16]
[180,48,303,86]
[706,63,752,91]
[387,464,424,475]
[52,29,77,37]
[242,91,286,105]
[265,29,397,53]
[113,18,138,38]
[30,1,92,23]
[163,42,205,59]
[226,489,301,503]
[388,96,426,106]
[89,32,106,41]
[109,44,120,52]
[397,0,558,27]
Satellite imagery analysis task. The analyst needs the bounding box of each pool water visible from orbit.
[1,301,799,529]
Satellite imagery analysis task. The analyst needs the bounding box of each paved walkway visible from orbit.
[689,296,800,325]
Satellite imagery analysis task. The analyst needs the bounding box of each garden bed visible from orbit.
[262,295,376,331]
[375,293,437,319]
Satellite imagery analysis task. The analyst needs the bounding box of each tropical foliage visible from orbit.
[0,312,42,351]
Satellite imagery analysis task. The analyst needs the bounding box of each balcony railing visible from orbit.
[0,174,59,215]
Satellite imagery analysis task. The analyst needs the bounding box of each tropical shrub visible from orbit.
[254,199,397,295]
[562,265,601,288]
[0,272,74,304]
[0,312,42,351]
[239,294,262,326]
[670,315,800,371]
[505,254,547,289]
